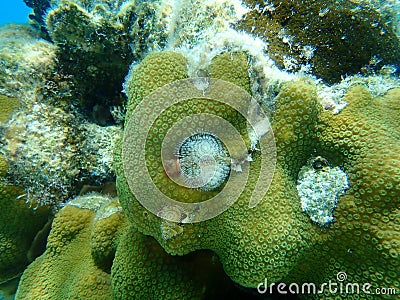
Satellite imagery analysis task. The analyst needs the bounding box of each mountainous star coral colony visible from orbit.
[0,0,399,299]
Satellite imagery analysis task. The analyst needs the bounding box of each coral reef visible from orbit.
[0,24,56,98]
[0,154,49,283]
[1,0,399,298]
[41,0,167,122]
[15,194,124,299]
[2,102,84,206]
[16,193,253,300]
[0,23,121,208]
[284,84,400,298]
[209,51,251,93]
[116,55,315,286]
[116,50,399,297]
[111,225,246,300]
[352,0,400,36]
[0,93,50,284]
[238,0,400,83]
[0,95,20,124]
[23,0,52,38]
[1,102,120,207]
[0,23,120,207]
[123,50,188,119]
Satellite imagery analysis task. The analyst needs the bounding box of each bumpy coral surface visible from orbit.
[15,194,126,299]
[276,84,400,298]
[0,93,50,284]
[0,95,20,124]
[116,50,399,299]
[0,155,49,283]
[112,225,246,300]
[116,53,315,287]
[16,193,247,300]
[1,0,400,298]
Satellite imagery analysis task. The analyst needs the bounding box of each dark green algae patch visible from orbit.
[238,0,400,84]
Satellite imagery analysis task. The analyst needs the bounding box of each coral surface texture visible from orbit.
[0,0,399,299]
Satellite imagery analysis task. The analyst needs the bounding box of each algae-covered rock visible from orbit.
[0,24,56,97]
[41,0,167,121]
[1,93,121,207]
[238,0,400,83]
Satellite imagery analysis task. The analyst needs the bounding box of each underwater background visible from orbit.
[0,0,399,299]
[0,1,30,26]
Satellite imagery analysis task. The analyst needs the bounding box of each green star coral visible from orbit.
[0,95,20,124]
[124,51,188,120]
[0,0,398,297]
[0,96,50,284]
[15,192,250,300]
[268,83,400,297]
[209,52,251,93]
[0,154,49,283]
[111,225,240,300]
[116,51,317,285]
[116,50,399,297]
[15,194,127,299]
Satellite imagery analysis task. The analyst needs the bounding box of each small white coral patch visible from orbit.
[296,156,349,226]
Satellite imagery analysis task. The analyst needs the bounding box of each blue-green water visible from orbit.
[0,1,31,26]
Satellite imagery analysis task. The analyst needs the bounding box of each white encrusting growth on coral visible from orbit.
[317,71,400,113]
[148,0,292,108]
[297,157,349,226]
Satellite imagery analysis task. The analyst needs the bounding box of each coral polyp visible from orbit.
[175,132,230,191]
